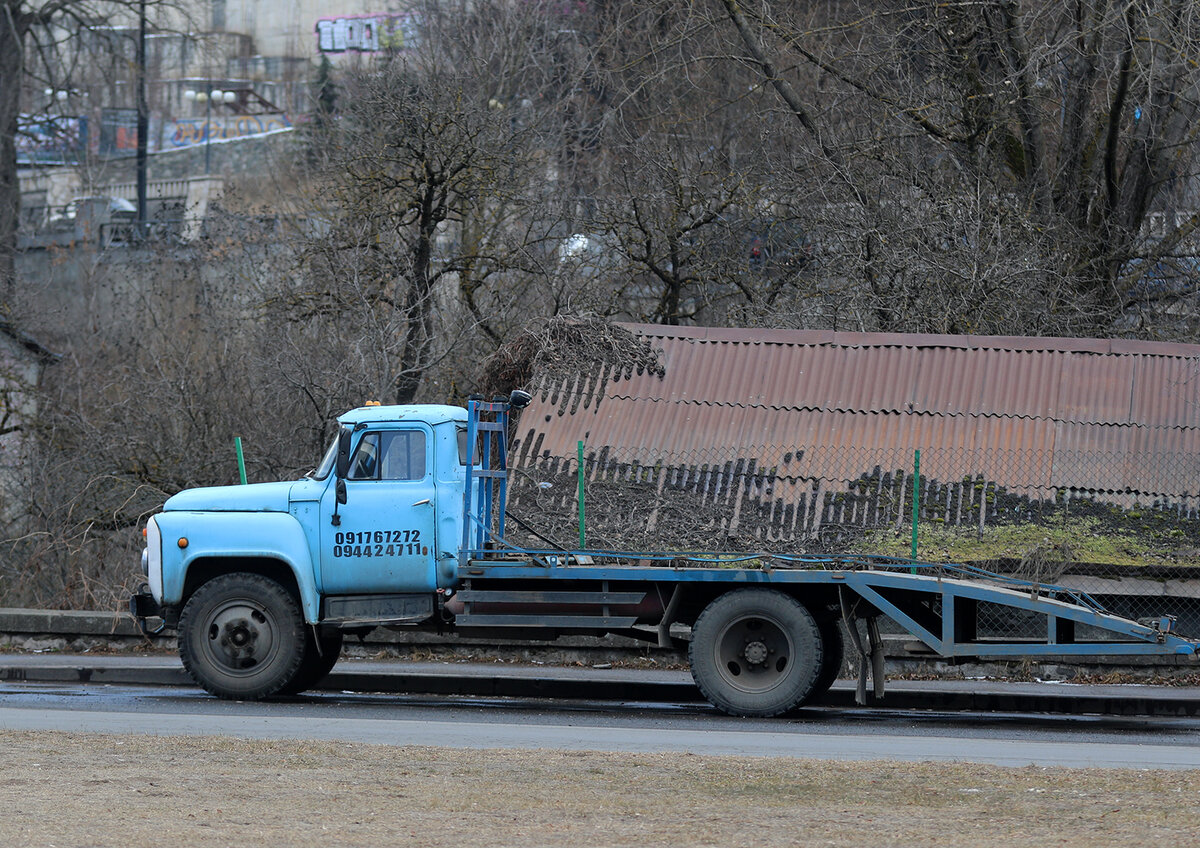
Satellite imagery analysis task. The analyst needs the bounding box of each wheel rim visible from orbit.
[201,598,280,676]
[713,613,794,694]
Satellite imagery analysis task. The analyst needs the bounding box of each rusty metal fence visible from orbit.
[507,443,1200,638]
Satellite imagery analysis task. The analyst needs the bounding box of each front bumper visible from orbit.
[129,585,169,635]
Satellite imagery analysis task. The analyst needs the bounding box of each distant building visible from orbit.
[17,0,417,225]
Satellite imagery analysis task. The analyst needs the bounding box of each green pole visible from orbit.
[910,448,920,565]
[235,436,248,485]
[577,440,586,549]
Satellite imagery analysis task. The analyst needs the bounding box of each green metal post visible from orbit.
[235,436,248,485]
[577,440,586,549]
[910,448,920,565]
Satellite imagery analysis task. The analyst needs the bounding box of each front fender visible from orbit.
[155,511,321,622]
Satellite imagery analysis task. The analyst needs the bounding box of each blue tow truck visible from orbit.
[131,393,1200,716]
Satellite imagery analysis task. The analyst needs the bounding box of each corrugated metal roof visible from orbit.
[513,325,1200,500]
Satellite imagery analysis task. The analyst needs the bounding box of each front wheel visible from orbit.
[689,589,823,717]
[279,628,344,695]
[178,573,306,700]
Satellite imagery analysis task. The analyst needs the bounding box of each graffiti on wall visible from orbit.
[164,114,292,148]
[17,114,86,164]
[315,13,418,53]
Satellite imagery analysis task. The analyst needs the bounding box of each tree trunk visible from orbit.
[0,8,27,312]
[393,187,439,404]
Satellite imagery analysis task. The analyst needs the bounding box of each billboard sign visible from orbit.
[99,108,139,157]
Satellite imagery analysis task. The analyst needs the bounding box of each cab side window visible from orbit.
[348,430,427,481]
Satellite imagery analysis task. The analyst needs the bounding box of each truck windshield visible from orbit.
[310,431,341,480]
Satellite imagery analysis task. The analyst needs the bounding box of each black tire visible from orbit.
[689,589,823,717]
[178,573,306,700]
[806,618,845,706]
[279,628,344,695]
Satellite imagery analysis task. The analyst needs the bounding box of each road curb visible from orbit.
[317,671,1200,716]
[5,655,1200,717]
[1,662,193,688]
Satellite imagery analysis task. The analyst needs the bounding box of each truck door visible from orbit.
[318,426,438,594]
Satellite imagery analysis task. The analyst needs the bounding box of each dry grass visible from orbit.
[2,730,1197,846]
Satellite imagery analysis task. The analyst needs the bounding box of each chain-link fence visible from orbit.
[507,443,1200,638]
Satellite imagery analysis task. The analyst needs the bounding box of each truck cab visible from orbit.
[134,403,471,699]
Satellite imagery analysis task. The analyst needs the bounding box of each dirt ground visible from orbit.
[2,730,1197,847]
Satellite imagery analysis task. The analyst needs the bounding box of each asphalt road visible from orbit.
[3,680,1200,768]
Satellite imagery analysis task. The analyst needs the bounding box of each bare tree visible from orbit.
[714,0,1200,336]
[276,0,620,402]
[528,2,817,326]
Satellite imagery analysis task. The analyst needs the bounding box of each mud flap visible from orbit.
[840,587,885,706]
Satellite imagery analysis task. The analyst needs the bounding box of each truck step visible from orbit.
[325,616,435,629]
[322,593,433,623]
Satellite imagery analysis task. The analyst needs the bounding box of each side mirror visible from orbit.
[335,427,352,478]
[336,478,347,505]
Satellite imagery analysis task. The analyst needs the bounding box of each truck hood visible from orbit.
[163,481,297,512]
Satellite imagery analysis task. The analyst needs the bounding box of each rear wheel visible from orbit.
[689,589,823,717]
[179,573,306,700]
[280,628,344,695]
[806,617,845,706]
